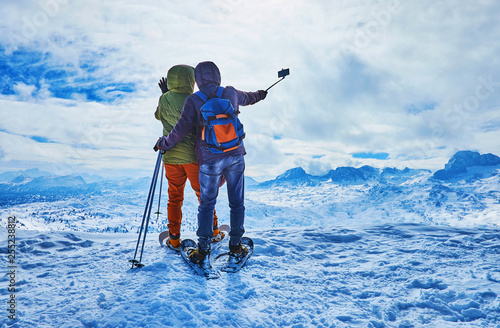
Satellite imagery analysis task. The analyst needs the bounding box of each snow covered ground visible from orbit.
[1,151,500,327]
[1,224,499,327]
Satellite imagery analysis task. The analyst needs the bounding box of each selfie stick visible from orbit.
[266,68,290,92]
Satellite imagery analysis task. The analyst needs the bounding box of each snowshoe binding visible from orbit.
[159,231,181,252]
[166,235,181,252]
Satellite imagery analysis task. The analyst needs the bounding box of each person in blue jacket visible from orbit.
[156,61,267,265]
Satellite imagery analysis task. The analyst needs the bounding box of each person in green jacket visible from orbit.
[155,65,221,251]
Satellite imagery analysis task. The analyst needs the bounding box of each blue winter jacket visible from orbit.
[161,61,264,165]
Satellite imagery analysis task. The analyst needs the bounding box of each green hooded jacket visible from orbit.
[154,65,197,164]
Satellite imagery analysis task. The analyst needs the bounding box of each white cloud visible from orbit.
[0,96,161,175]
[1,0,500,178]
[13,82,36,100]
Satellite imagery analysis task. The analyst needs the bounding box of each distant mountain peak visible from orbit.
[0,168,53,183]
[276,167,308,180]
[259,167,316,187]
[433,151,500,180]
[326,166,380,184]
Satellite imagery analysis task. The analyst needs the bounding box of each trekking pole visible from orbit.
[155,164,164,222]
[265,68,290,92]
[129,150,163,268]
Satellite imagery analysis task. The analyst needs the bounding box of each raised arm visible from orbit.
[230,87,267,107]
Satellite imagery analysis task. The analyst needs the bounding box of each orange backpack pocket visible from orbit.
[213,123,238,143]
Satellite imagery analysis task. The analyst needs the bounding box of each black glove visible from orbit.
[154,136,170,152]
[158,77,169,94]
[258,90,267,100]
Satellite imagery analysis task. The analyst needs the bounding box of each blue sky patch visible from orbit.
[30,136,53,143]
[352,152,389,160]
[0,45,136,103]
[406,102,437,115]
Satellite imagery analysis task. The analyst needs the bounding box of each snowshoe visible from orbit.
[212,230,225,243]
[211,224,230,250]
[220,237,254,273]
[158,230,170,246]
[180,239,220,279]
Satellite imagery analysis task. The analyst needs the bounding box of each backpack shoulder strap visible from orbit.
[195,88,224,102]
[216,86,224,98]
[195,91,208,102]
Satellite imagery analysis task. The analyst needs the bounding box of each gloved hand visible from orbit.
[154,136,170,152]
[158,77,169,94]
[258,90,268,100]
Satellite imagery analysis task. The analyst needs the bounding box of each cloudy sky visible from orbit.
[1,0,499,179]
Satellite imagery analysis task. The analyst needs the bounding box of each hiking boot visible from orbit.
[187,247,210,265]
[229,243,248,260]
[167,238,181,251]
[212,228,225,243]
[167,234,181,251]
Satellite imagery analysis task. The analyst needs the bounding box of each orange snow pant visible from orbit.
[164,162,218,237]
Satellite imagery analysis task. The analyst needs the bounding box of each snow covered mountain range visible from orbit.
[1,150,500,327]
[1,150,499,232]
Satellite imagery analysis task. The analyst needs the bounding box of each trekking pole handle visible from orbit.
[153,142,166,154]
